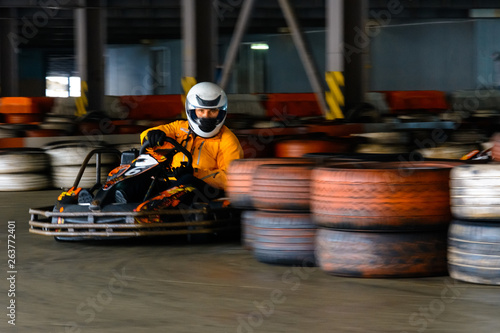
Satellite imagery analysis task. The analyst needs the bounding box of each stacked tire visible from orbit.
[44,141,118,189]
[274,137,354,158]
[312,161,460,278]
[0,149,51,191]
[227,158,317,266]
[448,163,500,285]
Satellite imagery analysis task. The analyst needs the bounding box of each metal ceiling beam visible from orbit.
[218,0,257,90]
[278,0,328,116]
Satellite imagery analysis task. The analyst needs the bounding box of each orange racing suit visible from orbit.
[140,120,243,190]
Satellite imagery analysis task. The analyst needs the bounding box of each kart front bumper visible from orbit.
[28,205,240,239]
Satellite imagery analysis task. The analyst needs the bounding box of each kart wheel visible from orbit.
[311,161,461,231]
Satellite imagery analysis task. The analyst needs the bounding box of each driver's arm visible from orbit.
[195,129,243,190]
[140,121,182,145]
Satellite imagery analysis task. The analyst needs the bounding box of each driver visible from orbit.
[140,82,244,199]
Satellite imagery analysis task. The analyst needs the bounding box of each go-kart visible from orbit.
[28,137,240,241]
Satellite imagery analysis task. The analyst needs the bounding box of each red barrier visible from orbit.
[263,93,323,118]
[383,91,449,113]
[119,95,184,120]
[0,97,39,114]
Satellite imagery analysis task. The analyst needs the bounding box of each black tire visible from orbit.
[241,210,257,250]
[316,228,448,278]
[448,219,500,285]
[252,211,316,266]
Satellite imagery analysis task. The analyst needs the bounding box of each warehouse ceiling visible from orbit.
[1,0,500,50]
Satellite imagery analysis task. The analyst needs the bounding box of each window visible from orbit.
[46,76,81,97]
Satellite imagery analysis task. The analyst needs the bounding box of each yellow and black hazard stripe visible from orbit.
[325,71,344,120]
[181,76,197,119]
[75,80,88,117]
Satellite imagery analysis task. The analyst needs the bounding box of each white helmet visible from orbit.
[185,82,228,138]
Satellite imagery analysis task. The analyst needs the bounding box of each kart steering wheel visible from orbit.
[140,136,193,166]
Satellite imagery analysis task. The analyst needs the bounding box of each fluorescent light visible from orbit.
[251,43,269,50]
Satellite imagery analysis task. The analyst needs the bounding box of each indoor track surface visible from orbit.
[1,189,499,333]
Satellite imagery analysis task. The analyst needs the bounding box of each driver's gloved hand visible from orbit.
[173,162,194,180]
[146,130,167,146]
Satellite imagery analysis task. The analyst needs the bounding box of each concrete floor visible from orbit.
[1,189,500,333]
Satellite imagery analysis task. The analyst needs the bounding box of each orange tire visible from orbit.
[316,228,448,278]
[226,157,312,209]
[24,129,65,137]
[4,113,43,124]
[274,138,353,158]
[252,211,316,266]
[311,161,462,231]
[252,164,314,212]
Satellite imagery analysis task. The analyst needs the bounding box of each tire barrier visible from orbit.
[241,210,257,251]
[251,211,316,266]
[274,138,353,158]
[3,113,43,124]
[448,219,500,285]
[0,149,51,191]
[44,141,117,167]
[51,165,113,189]
[252,164,314,212]
[316,228,448,278]
[311,161,460,278]
[0,148,50,174]
[0,174,52,191]
[226,157,312,209]
[311,161,460,231]
[44,141,118,189]
[450,163,500,220]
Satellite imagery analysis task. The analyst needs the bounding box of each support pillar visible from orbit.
[0,9,19,97]
[343,0,368,111]
[325,0,344,119]
[218,0,257,90]
[278,0,328,117]
[182,0,217,87]
[75,0,106,113]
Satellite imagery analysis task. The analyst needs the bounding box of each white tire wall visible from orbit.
[0,149,50,174]
[448,219,500,285]
[45,141,118,190]
[0,149,51,191]
[52,165,113,189]
[450,163,500,220]
[0,174,51,191]
[45,142,117,166]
